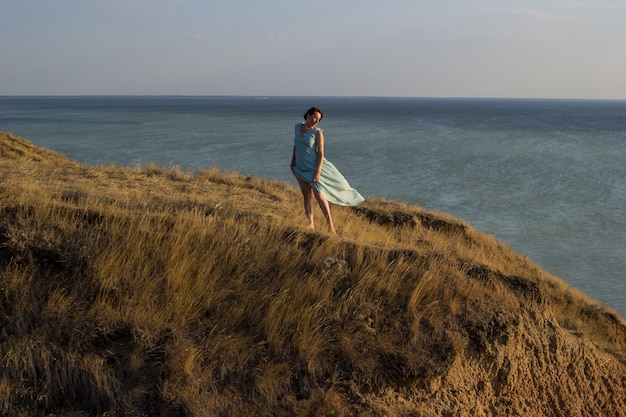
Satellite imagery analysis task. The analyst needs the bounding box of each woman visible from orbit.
[290,106,364,235]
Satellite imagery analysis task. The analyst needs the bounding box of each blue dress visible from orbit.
[292,123,364,206]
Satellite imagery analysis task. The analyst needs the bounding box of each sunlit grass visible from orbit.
[1,131,625,416]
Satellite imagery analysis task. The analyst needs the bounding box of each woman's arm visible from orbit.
[313,130,325,182]
[290,145,296,170]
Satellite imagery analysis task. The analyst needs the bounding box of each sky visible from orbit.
[1,0,626,99]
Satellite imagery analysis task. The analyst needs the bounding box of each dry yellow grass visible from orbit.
[1,131,625,416]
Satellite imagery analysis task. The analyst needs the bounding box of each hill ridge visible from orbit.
[1,131,625,416]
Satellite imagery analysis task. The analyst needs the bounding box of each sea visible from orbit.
[1,96,624,316]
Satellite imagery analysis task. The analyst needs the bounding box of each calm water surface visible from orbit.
[1,96,625,315]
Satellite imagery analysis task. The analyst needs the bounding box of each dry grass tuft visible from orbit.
[1,131,625,416]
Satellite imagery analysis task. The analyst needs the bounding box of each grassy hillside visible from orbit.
[1,131,625,416]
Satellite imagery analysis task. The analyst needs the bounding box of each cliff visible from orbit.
[1,131,625,416]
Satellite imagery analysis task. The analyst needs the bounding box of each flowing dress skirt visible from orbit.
[293,158,364,206]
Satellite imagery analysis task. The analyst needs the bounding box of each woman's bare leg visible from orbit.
[296,177,315,229]
[312,189,337,235]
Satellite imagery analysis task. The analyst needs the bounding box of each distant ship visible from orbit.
[253,96,269,100]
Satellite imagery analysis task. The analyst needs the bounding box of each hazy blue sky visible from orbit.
[2,0,625,98]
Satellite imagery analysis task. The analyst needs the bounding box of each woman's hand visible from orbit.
[313,131,324,183]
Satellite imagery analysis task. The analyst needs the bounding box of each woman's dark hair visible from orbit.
[303,106,324,121]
